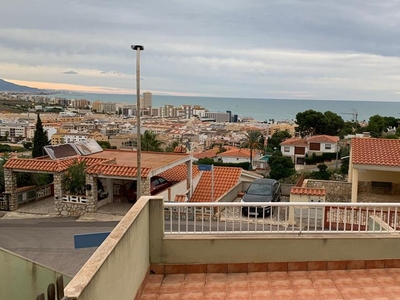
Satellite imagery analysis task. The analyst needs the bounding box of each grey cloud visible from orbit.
[2,0,400,100]
[62,70,78,75]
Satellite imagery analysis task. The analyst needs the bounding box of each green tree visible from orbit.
[295,110,344,137]
[383,116,398,129]
[97,141,112,149]
[364,115,385,136]
[339,121,357,138]
[323,111,345,136]
[32,114,49,158]
[269,156,296,180]
[62,160,86,195]
[295,110,327,136]
[309,163,331,180]
[267,131,292,150]
[136,130,164,152]
[23,141,33,150]
[240,130,264,170]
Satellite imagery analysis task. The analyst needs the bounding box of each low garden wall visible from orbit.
[304,179,351,202]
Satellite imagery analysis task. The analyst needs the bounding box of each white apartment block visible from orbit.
[63,133,90,143]
[0,123,28,140]
[204,112,230,123]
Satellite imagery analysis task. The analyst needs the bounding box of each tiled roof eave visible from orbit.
[352,163,400,170]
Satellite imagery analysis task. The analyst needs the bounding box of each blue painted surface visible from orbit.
[198,164,212,171]
[259,155,271,162]
[74,232,111,249]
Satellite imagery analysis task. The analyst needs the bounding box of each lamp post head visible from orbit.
[131,45,144,51]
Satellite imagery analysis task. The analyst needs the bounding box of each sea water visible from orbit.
[53,92,400,122]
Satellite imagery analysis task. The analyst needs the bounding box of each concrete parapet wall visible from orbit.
[64,196,158,300]
[305,179,351,202]
[160,236,400,265]
[0,247,70,300]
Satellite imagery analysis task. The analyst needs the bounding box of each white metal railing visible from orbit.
[164,202,400,235]
[62,195,88,204]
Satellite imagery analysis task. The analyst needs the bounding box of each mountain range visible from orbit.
[0,79,42,92]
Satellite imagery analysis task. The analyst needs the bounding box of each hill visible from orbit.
[0,79,41,92]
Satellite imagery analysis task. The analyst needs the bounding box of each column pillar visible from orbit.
[186,158,193,198]
[4,169,17,210]
[85,174,97,213]
[141,177,151,196]
[351,168,359,203]
[53,172,64,214]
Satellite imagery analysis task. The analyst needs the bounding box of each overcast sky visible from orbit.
[2,0,400,100]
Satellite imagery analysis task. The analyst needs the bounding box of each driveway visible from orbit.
[0,218,118,276]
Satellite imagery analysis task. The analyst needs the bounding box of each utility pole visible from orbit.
[131,45,144,202]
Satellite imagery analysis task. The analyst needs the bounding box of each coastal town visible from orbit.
[0,90,297,166]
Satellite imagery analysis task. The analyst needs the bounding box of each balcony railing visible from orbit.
[164,202,400,235]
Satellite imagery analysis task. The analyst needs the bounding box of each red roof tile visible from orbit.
[159,164,200,182]
[85,164,151,178]
[4,156,108,173]
[280,138,308,146]
[291,187,326,196]
[193,149,219,159]
[217,148,259,158]
[308,135,339,143]
[174,194,187,202]
[352,138,400,167]
[190,166,242,202]
[173,145,187,153]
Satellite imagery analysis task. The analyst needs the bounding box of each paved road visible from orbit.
[0,218,118,277]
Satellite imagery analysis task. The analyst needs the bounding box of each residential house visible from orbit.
[217,147,261,169]
[280,135,340,165]
[349,137,400,202]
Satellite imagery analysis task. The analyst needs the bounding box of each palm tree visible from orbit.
[136,130,164,152]
[240,130,264,170]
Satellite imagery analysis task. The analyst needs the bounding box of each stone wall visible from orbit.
[305,179,351,202]
[4,169,17,210]
[54,172,97,217]
[359,181,400,195]
[141,178,151,196]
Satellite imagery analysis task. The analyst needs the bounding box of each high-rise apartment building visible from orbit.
[141,91,152,109]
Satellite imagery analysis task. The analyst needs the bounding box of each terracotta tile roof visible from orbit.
[190,166,242,202]
[85,164,151,178]
[280,138,308,146]
[174,194,187,202]
[351,137,400,167]
[173,145,187,153]
[159,164,200,182]
[4,156,108,173]
[291,187,326,196]
[193,148,219,159]
[217,148,259,158]
[308,135,339,143]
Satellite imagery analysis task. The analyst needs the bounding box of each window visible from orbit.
[284,146,290,152]
[325,144,331,150]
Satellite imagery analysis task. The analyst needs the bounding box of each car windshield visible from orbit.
[247,183,272,196]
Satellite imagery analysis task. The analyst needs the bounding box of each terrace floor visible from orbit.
[140,268,400,300]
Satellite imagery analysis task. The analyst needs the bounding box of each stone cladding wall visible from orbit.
[305,179,351,202]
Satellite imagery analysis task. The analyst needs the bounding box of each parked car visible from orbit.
[125,176,173,203]
[241,178,281,217]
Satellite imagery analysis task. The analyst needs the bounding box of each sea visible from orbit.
[52,92,400,123]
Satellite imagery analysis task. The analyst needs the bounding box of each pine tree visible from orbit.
[32,113,48,158]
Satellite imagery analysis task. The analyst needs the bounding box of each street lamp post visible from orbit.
[131,45,144,202]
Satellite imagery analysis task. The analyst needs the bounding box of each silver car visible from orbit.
[241,178,281,217]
